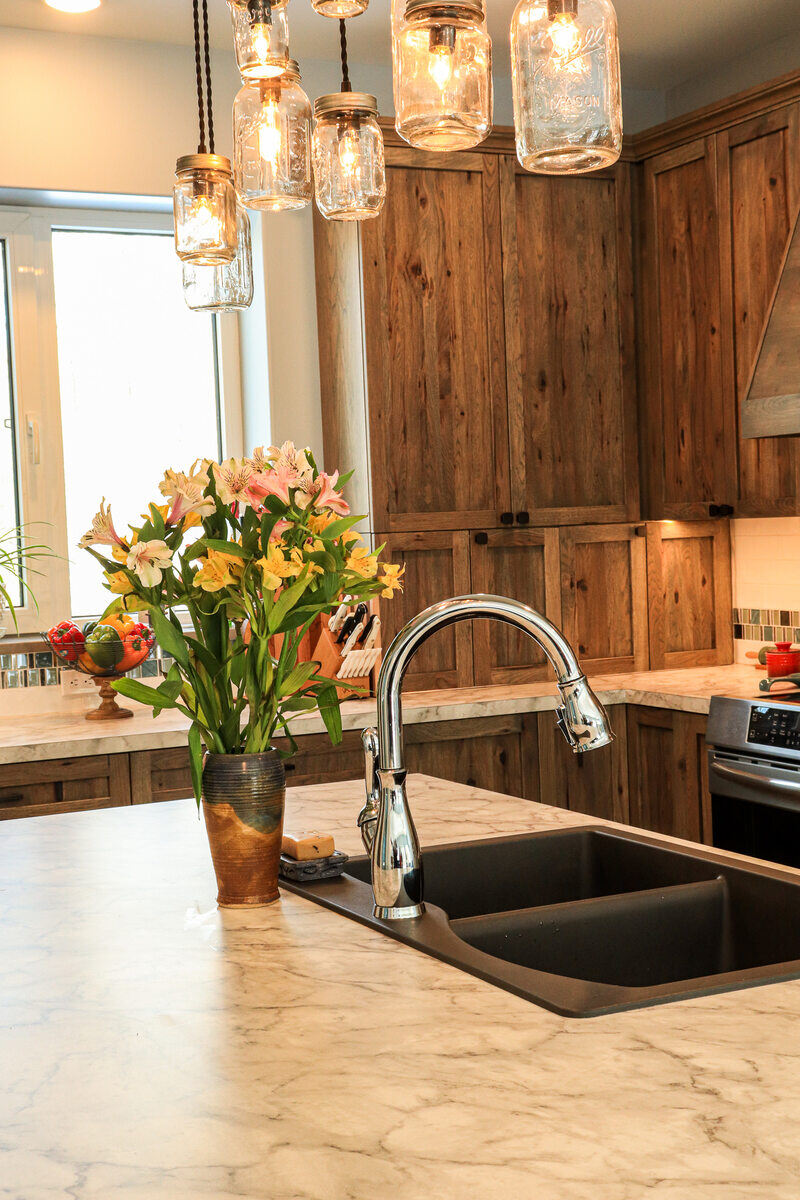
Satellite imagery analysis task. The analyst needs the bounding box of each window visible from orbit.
[0,205,245,633]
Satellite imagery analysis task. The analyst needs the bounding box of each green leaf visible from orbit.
[188,723,204,805]
[199,538,247,559]
[278,660,318,697]
[318,514,364,542]
[317,684,343,745]
[112,677,170,709]
[149,504,166,539]
[267,575,312,634]
[156,663,185,704]
[149,605,189,668]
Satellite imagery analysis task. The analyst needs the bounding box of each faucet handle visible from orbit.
[357,727,381,853]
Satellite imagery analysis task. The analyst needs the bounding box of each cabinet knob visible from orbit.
[709,503,734,518]
[499,512,514,525]
[516,511,530,525]
[474,532,489,545]
[284,762,296,771]
[466,778,477,787]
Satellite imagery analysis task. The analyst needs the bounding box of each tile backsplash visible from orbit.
[0,648,173,692]
[732,518,800,659]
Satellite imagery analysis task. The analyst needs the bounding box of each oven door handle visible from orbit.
[711,759,800,795]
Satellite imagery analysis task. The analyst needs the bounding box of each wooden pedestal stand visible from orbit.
[86,674,133,721]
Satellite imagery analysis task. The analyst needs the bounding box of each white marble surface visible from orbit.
[0,664,772,765]
[2,776,800,1199]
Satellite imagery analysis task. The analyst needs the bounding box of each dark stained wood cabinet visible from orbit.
[405,714,540,801]
[537,707,629,824]
[357,147,511,532]
[645,520,733,669]
[376,530,474,690]
[717,103,800,514]
[500,159,639,525]
[638,137,737,518]
[626,705,711,843]
[130,748,193,806]
[469,527,561,685]
[558,524,649,673]
[0,754,131,820]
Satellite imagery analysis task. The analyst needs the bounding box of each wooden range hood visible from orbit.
[742,203,800,438]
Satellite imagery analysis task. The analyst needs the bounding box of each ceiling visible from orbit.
[2,0,800,91]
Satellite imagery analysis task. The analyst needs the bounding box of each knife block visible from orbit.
[311,604,381,700]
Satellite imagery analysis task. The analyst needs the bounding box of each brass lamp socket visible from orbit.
[547,0,579,17]
[175,153,234,178]
[404,0,484,21]
[314,92,378,118]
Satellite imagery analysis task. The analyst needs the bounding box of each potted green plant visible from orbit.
[0,526,53,636]
[79,444,402,907]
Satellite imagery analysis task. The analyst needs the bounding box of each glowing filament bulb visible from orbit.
[258,97,282,165]
[429,44,454,89]
[251,21,271,62]
[338,127,360,177]
[548,12,580,58]
[187,195,223,245]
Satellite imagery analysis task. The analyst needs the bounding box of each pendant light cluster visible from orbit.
[173,0,253,312]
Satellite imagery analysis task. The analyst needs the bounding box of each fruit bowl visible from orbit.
[45,616,156,720]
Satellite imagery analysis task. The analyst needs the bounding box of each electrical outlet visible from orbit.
[60,670,96,697]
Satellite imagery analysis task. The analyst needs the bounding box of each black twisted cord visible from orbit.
[339,18,352,92]
[192,0,206,153]
[202,0,215,154]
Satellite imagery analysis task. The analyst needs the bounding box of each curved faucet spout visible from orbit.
[365,594,614,921]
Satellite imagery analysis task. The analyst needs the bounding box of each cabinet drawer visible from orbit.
[0,755,131,820]
[130,748,193,804]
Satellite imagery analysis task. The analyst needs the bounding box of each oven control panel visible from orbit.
[747,705,800,749]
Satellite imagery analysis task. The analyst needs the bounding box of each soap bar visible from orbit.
[281,831,335,861]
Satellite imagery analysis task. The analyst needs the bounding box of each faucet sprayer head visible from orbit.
[555,676,614,753]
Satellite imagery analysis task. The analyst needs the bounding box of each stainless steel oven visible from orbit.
[707,696,800,868]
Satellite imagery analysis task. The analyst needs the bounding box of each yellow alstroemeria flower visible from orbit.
[379,562,404,599]
[193,549,244,594]
[346,545,379,578]
[307,510,337,536]
[104,570,135,596]
[257,542,305,592]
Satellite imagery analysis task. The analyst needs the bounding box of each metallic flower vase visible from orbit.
[201,751,286,907]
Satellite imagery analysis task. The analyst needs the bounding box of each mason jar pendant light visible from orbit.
[311,0,369,19]
[227,0,290,80]
[511,0,622,174]
[174,0,237,265]
[313,20,386,221]
[183,204,254,312]
[233,61,312,211]
[395,0,492,152]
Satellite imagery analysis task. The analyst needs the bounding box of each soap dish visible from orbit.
[279,850,349,883]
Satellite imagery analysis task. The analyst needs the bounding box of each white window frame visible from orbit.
[0,204,245,634]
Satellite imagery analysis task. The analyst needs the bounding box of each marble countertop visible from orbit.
[2,778,800,1198]
[0,664,773,766]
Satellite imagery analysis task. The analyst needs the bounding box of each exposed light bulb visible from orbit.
[548,12,581,59]
[44,0,101,10]
[258,98,282,165]
[428,44,454,89]
[251,21,271,62]
[185,196,225,247]
[338,127,360,177]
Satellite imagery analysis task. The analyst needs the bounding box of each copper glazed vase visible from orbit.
[202,751,286,907]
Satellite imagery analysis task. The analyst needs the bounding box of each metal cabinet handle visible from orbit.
[709,503,734,517]
[712,760,800,794]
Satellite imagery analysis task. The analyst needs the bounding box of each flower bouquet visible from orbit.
[79,444,402,906]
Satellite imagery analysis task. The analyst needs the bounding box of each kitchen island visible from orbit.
[2,775,799,1198]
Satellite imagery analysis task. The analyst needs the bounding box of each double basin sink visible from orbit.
[283,825,800,1016]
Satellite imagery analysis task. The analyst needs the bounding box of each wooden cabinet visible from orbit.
[626,705,711,842]
[500,159,639,525]
[469,528,561,685]
[0,754,131,820]
[376,531,473,690]
[717,103,800,514]
[639,138,737,518]
[645,520,733,669]
[406,714,540,800]
[537,707,629,823]
[558,524,649,673]
[130,748,193,805]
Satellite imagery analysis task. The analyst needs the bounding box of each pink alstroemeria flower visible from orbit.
[78,499,127,550]
[248,463,296,509]
[313,471,350,517]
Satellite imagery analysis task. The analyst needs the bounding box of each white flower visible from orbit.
[126,539,173,587]
[78,499,126,550]
[213,458,256,507]
[268,441,313,484]
[159,461,215,523]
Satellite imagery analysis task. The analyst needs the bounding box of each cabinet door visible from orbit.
[646,520,733,669]
[130,748,193,805]
[558,524,649,673]
[639,138,737,518]
[361,148,511,532]
[0,754,131,820]
[469,528,561,685]
[537,708,629,823]
[627,706,710,842]
[717,104,800,514]
[377,530,473,690]
[405,714,539,800]
[500,158,638,525]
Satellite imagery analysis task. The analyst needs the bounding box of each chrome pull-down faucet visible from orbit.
[359,594,614,920]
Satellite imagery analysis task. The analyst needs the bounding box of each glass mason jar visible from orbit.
[311,0,368,16]
[511,0,622,174]
[312,94,386,221]
[233,63,312,211]
[227,0,290,80]
[173,155,238,265]
[183,204,254,312]
[395,0,492,151]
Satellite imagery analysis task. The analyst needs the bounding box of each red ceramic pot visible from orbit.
[765,642,800,678]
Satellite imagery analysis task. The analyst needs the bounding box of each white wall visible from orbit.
[666,30,800,119]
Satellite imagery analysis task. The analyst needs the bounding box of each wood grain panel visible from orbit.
[405,715,533,800]
[639,138,737,518]
[646,520,733,669]
[0,754,130,820]
[376,531,473,690]
[501,159,639,525]
[626,706,709,842]
[537,708,629,823]
[469,528,561,685]
[558,524,649,674]
[717,103,800,513]
[361,150,511,531]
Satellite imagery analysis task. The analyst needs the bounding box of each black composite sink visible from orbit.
[282,827,800,1017]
